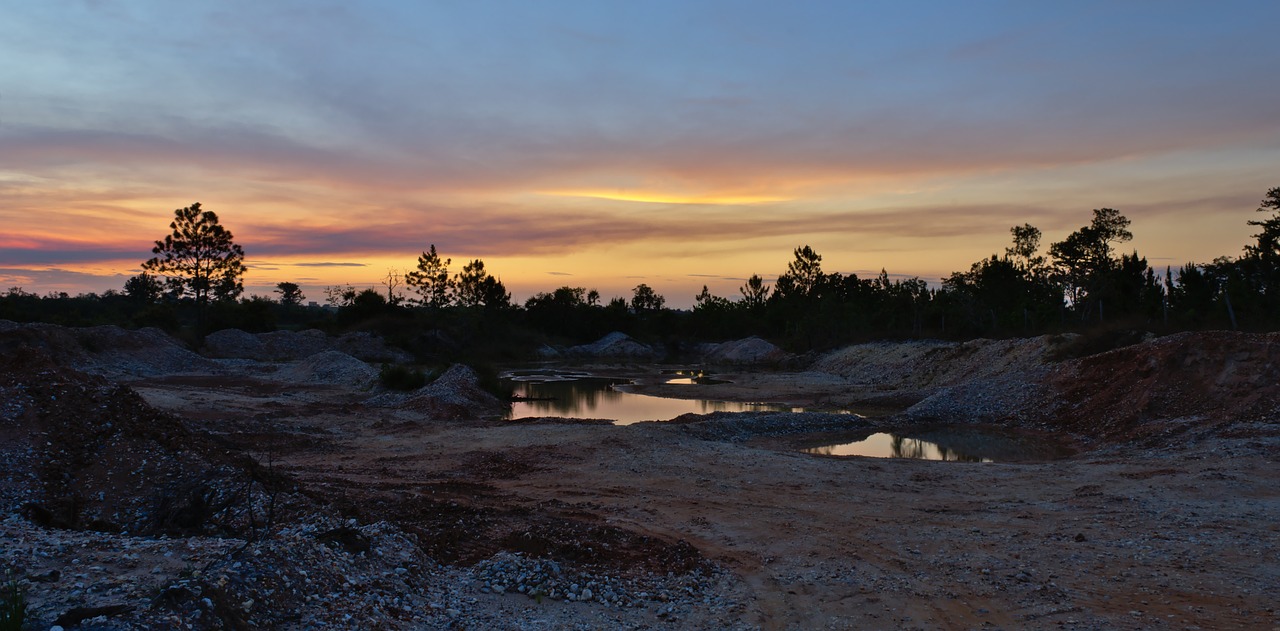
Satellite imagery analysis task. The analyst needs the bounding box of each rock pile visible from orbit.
[565,332,661,360]
[0,345,280,536]
[276,350,380,389]
[699,336,790,365]
[0,320,219,378]
[813,336,1062,392]
[374,364,506,420]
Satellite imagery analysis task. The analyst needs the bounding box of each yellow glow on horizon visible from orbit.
[538,189,791,205]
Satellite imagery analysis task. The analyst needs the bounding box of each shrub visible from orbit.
[1048,324,1151,361]
[379,363,427,391]
[0,572,26,631]
[470,362,513,399]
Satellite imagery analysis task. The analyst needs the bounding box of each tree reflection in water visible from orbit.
[803,430,1003,460]
[889,435,987,462]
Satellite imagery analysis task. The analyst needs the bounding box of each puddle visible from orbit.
[800,427,1073,462]
[502,369,797,424]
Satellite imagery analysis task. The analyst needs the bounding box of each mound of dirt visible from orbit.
[700,336,790,365]
[333,331,415,363]
[203,328,325,360]
[904,375,1051,425]
[394,364,505,420]
[904,331,1280,441]
[813,336,1063,391]
[1035,330,1280,439]
[276,350,379,388]
[565,332,661,359]
[0,321,219,379]
[0,345,282,536]
[204,328,412,363]
[200,327,265,358]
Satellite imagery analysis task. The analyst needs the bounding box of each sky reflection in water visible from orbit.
[502,370,797,424]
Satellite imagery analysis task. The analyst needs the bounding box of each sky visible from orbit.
[2,1,1278,308]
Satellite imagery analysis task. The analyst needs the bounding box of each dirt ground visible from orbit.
[125,365,1279,630]
[3,324,1278,629]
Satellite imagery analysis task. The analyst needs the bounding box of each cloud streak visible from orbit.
[1,2,1277,298]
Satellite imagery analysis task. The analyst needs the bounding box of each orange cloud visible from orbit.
[539,189,790,205]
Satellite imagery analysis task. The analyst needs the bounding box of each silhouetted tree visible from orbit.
[524,286,615,340]
[631,284,665,312]
[943,224,1061,334]
[1238,186,1280,321]
[323,284,356,307]
[123,273,164,303]
[406,245,453,308]
[1049,208,1133,320]
[1245,186,1280,263]
[694,285,731,310]
[274,282,305,307]
[141,202,246,306]
[525,286,586,310]
[773,246,824,300]
[338,288,390,325]
[455,259,510,309]
[382,269,405,305]
[739,274,771,310]
[1006,223,1047,273]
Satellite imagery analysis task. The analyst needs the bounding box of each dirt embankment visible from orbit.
[1037,331,1280,437]
[891,331,1280,444]
[0,345,277,536]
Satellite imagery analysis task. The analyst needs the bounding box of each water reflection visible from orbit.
[802,428,1072,462]
[661,369,730,386]
[502,370,794,424]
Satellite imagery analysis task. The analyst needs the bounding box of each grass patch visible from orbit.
[0,571,26,631]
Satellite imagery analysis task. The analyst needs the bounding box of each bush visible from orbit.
[470,362,512,399]
[0,572,25,631]
[379,363,427,391]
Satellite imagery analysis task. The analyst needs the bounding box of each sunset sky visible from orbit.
[2,1,1278,307]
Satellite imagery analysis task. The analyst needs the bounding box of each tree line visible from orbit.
[686,188,1280,348]
[3,187,1278,355]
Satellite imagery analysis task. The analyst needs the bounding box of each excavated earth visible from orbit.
[1,323,1278,630]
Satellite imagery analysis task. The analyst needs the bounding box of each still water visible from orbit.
[660,369,731,386]
[800,427,1074,462]
[502,369,800,424]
